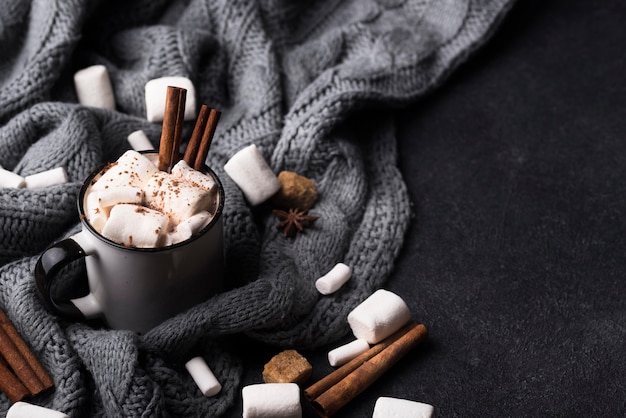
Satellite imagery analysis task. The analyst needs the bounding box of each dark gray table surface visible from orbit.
[228,1,626,416]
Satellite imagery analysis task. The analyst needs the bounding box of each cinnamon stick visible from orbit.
[183,104,210,168]
[183,105,221,171]
[158,86,187,172]
[193,107,220,171]
[304,321,417,401]
[0,309,54,393]
[305,322,428,417]
[0,358,29,403]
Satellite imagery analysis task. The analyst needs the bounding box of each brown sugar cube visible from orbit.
[270,171,318,211]
[262,349,312,386]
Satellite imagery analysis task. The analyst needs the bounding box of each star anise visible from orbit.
[273,208,319,238]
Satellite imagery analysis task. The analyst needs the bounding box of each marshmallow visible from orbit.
[185,356,222,397]
[93,186,143,208]
[372,397,434,418]
[223,144,280,206]
[91,150,158,190]
[127,130,155,151]
[0,167,25,188]
[347,289,412,344]
[315,263,352,295]
[85,186,143,233]
[73,65,115,110]
[101,204,169,247]
[165,211,213,245]
[24,167,68,189]
[242,383,301,418]
[85,192,110,232]
[327,338,370,367]
[7,401,69,418]
[171,160,217,192]
[144,172,215,225]
[145,76,196,122]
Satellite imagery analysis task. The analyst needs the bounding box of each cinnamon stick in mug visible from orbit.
[305,322,428,417]
[158,86,187,172]
[184,105,221,171]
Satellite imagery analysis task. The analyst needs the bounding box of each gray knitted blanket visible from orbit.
[0,0,513,416]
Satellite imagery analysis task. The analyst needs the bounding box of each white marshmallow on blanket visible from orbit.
[315,263,352,295]
[242,383,302,418]
[7,401,69,418]
[144,76,196,122]
[165,211,213,246]
[372,397,434,418]
[24,167,68,189]
[327,338,370,367]
[73,65,115,110]
[185,356,222,397]
[143,171,215,225]
[223,144,281,206]
[90,150,159,191]
[127,129,155,151]
[101,203,169,247]
[347,289,412,344]
[0,166,25,188]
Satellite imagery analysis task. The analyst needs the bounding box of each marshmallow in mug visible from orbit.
[347,289,412,344]
[242,383,302,418]
[372,397,435,418]
[84,150,218,247]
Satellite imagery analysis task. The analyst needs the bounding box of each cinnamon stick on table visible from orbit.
[183,104,221,171]
[0,308,54,401]
[158,86,187,172]
[305,321,428,418]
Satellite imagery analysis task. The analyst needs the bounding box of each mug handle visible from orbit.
[34,231,102,321]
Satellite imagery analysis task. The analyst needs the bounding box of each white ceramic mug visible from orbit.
[35,153,225,333]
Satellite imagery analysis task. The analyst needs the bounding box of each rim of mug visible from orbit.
[77,151,225,252]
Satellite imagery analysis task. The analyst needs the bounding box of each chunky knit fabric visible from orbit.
[0,0,513,416]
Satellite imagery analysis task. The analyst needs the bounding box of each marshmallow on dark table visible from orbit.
[185,356,222,397]
[347,289,412,344]
[242,383,302,418]
[24,167,68,189]
[223,144,281,206]
[327,338,370,367]
[73,65,116,110]
[315,262,352,295]
[127,130,155,151]
[372,397,434,418]
[144,76,196,122]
